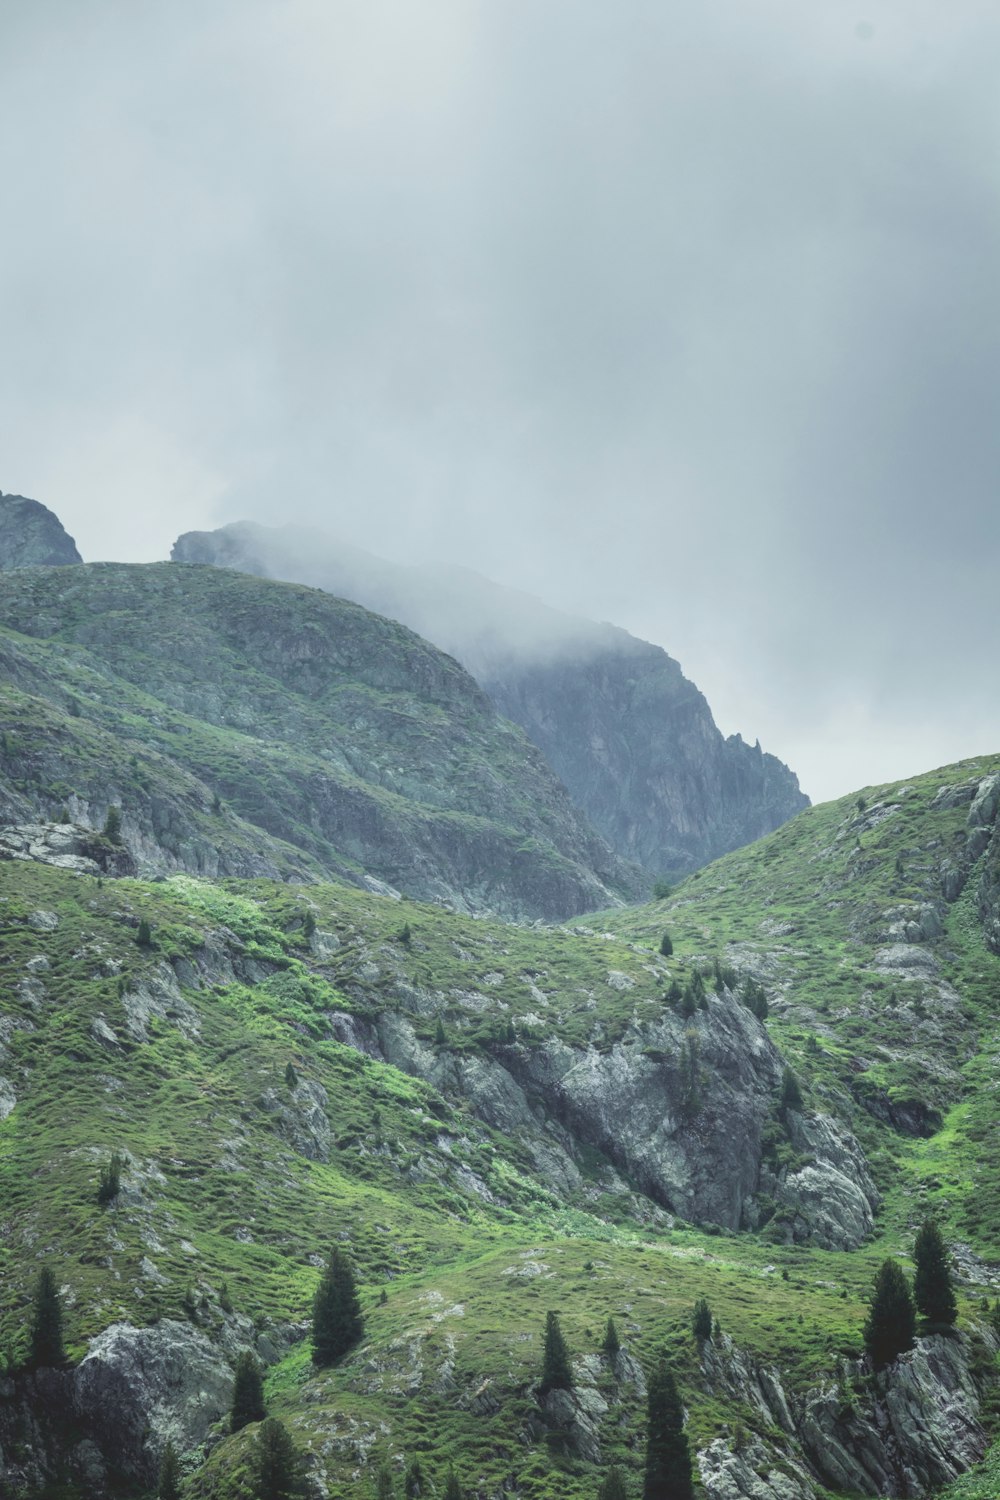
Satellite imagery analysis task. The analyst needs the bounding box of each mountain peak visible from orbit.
[0,491,82,569]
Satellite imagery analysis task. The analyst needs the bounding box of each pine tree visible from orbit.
[157,1439,182,1500]
[598,1466,628,1500]
[374,1462,396,1500]
[29,1266,66,1368]
[863,1258,916,1370]
[659,931,673,957]
[602,1315,621,1360]
[136,917,153,947]
[102,805,122,843]
[97,1150,124,1205]
[539,1310,573,1395]
[231,1349,267,1432]
[913,1218,957,1327]
[443,1467,463,1500]
[643,1359,693,1500]
[691,1297,712,1343]
[256,1417,299,1500]
[403,1457,424,1496]
[311,1247,364,1366]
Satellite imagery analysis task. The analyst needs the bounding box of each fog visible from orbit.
[2,1,998,802]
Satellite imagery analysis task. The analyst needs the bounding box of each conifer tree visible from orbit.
[602,1315,621,1360]
[659,931,673,957]
[374,1461,396,1500]
[403,1457,424,1496]
[157,1439,182,1500]
[913,1217,957,1327]
[643,1360,693,1500]
[539,1310,573,1395]
[443,1467,463,1500]
[231,1350,267,1431]
[598,1466,628,1500]
[863,1258,916,1370]
[311,1247,364,1366]
[256,1416,299,1500]
[29,1266,66,1368]
[691,1297,712,1343]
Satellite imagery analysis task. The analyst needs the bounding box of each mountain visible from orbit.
[2,737,999,1497]
[0,492,82,568]
[171,522,808,876]
[0,562,643,920]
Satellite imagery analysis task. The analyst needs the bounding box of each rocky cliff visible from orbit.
[172,521,809,875]
[0,492,81,568]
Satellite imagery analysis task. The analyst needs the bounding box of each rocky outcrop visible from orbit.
[800,1333,991,1496]
[697,1328,994,1500]
[172,521,809,876]
[0,493,81,569]
[0,1322,234,1495]
[330,993,874,1246]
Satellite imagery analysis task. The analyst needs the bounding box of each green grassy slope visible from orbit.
[595,755,1000,1260]
[1,814,998,1497]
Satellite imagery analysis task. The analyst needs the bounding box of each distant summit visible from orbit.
[173,521,809,876]
[0,491,81,568]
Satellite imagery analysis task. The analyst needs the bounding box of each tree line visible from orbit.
[16,1214,975,1499]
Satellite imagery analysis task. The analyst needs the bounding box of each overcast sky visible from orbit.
[2,1,998,804]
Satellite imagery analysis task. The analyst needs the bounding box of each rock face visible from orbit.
[0,492,81,568]
[172,521,809,876]
[331,991,875,1247]
[0,562,644,920]
[697,1328,994,1500]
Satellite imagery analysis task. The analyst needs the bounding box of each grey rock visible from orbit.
[698,1436,817,1500]
[773,1113,879,1250]
[260,1078,331,1162]
[72,1319,234,1480]
[800,1333,989,1497]
[0,493,81,568]
[968,775,1000,829]
[120,964,200,1043]
[537,1384,606,1464]
[0,1077,16,1120]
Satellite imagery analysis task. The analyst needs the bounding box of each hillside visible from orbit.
[0,563,643,921]
[2,752,1000,1498]
[171,522,808,877]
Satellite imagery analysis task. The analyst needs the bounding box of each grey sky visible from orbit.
[2,1,998,803]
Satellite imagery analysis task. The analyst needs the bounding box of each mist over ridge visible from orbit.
[174,519,808,877]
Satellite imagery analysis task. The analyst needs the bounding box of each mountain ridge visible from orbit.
[171,520,809,876]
